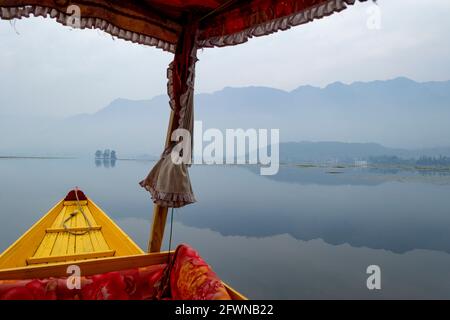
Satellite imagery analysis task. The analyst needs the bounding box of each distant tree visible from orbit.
[110,150,117,160]
[416,155,450,166]
[103,149,111,159]
[95,150,102,159]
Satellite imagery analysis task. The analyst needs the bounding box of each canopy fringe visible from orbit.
[198,0,367,48]
[0,5,176,52]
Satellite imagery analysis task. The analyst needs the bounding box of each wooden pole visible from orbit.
[148,18,197,253]
[148,205,169,252]
[148,109,176,253]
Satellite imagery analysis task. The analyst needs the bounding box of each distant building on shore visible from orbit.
[354,160,368,168]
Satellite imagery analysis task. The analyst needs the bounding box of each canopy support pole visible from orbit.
[147,17,198,253]
[148,205,169,252]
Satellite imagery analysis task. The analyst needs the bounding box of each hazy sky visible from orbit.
[1,0,450,116]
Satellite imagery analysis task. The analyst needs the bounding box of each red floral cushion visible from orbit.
[0,264,165,300]
[170,244,231,300]
[0,244,231,300]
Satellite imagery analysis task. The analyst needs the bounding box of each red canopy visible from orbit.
[0,0,367,52]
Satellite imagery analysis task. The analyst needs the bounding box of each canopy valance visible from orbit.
[0,0,367,52]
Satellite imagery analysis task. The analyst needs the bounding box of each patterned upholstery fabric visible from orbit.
[170,244,231,300]
[0,244,231,300]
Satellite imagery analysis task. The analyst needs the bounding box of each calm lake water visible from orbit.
[1,158,450,299]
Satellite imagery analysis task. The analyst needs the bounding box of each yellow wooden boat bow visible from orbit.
[0,189,144,269]
[0,189,245,300]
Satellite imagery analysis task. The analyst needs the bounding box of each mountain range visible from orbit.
[1,77,450,158]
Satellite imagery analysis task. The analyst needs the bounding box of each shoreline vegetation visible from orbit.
[293,163,450,172]
[0,156,76,159]
[0,156,157,161]
[1,156,450,173]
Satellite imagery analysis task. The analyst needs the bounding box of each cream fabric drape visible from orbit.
[140,23,198,208]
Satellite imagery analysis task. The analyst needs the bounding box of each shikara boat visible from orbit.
[0,190,245,300]
[0,0,367,301]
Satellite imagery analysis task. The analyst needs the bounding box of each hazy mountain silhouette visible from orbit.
[1,77,450,156]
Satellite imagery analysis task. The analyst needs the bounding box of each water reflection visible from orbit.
[95,158,116,168]
[245,165,450,186]
[2,159,450,256]
[117,218,450,299]
[181,165,450,254]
